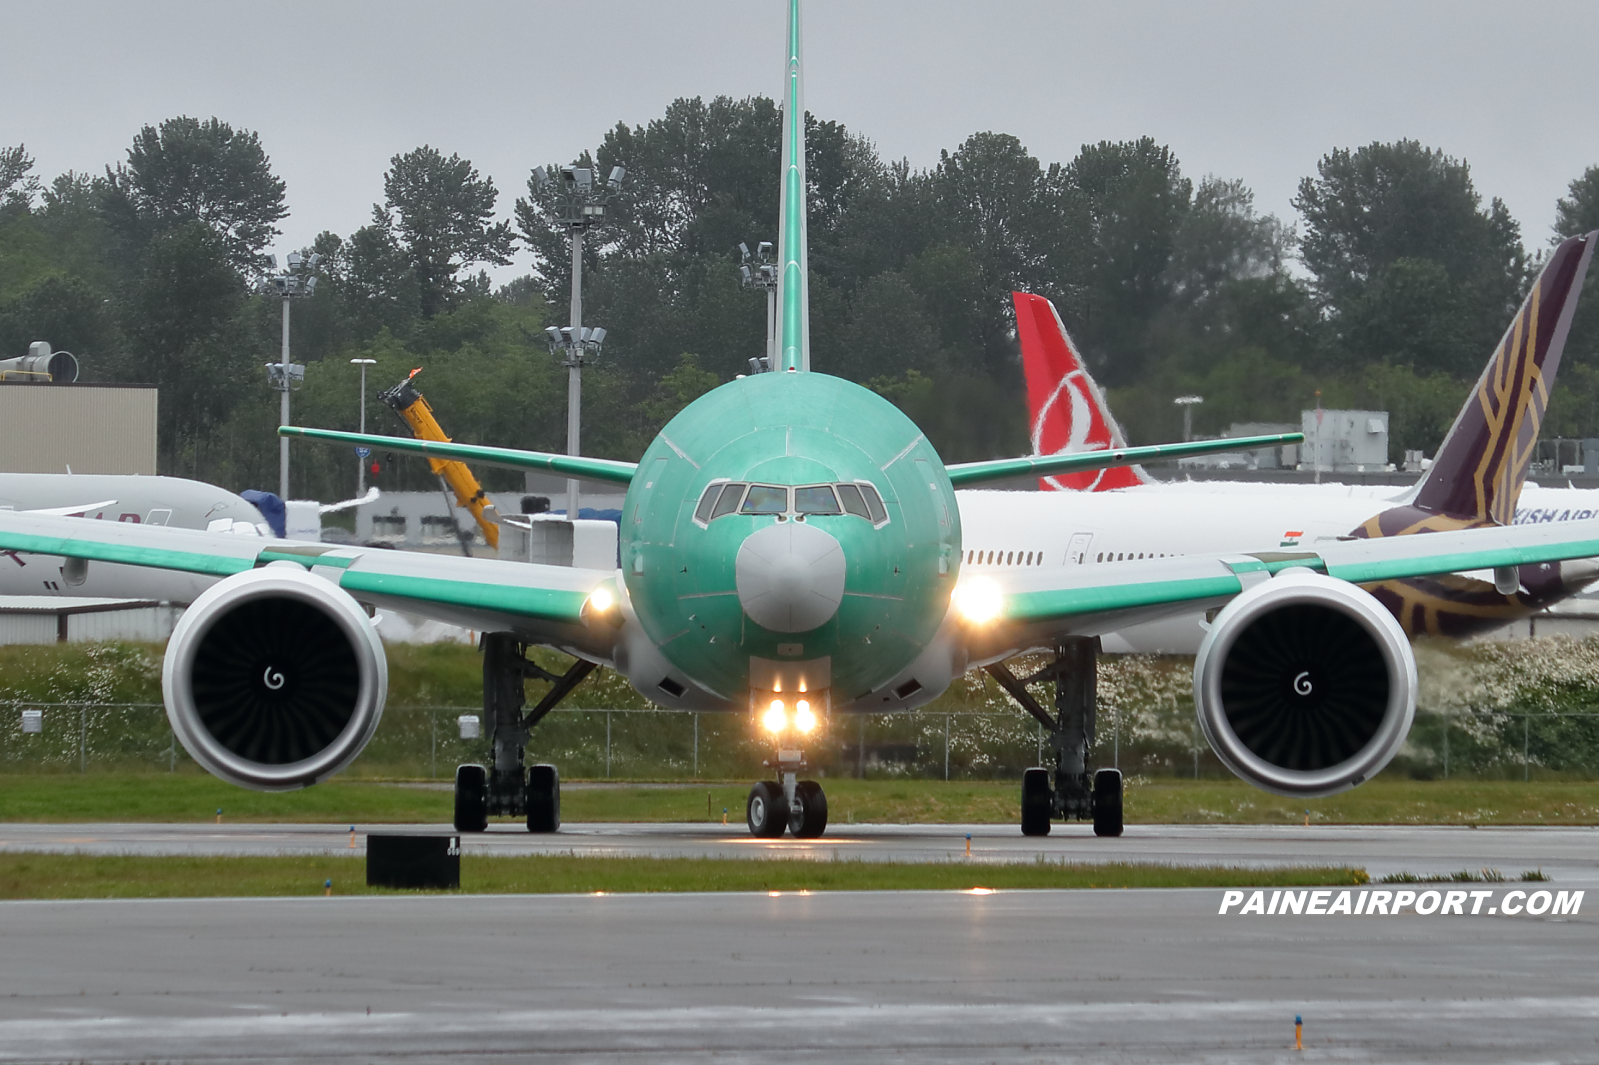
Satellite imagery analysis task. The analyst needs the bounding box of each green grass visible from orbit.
[5,773,1599,826]
[1123,777,1599,825]
[0,852,1368,899]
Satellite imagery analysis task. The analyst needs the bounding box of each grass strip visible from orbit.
[7,773,1599,826]
[0,853,1368,899]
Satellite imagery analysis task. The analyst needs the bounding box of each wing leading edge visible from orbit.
[945,433,1303,489]
[963,518,1599,657]
[278,427,639,486]
[0,512,612,648]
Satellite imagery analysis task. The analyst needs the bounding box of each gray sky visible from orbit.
[7,1,1596,281]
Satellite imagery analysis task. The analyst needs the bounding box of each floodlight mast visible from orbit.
[351,358,377,495]
[739,241,778,371]
[264,252,319,499]
[1174,394,1203,443]
[533,163,625,519]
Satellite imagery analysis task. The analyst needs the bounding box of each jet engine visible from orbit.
[163,566,387,791]
[1193,569,1415,798]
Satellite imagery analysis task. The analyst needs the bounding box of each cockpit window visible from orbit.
[697,480,887,524]
[794,485,841,515]
[710,482,746,519]
[858,482,887,524]
[835,483,870,519]
[694,482,727,524]
[740,484,789,515]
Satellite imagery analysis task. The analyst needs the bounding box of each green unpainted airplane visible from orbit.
[2,0,1596,840]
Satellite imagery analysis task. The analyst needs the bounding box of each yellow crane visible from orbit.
[380,368,500,551]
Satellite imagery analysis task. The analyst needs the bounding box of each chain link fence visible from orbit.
[4,699,1598,781]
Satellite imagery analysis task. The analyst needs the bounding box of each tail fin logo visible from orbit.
[1015,292,1149,491]
[1406,231,1596,524]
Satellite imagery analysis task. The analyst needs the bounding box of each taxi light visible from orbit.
[952,577,1003,624]
[587,586,615,613]
[794,700,816,733]
[762,700,787,733]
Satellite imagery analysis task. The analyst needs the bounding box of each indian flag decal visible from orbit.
[1280,530,1303,546]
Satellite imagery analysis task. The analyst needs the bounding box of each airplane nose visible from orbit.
[735,522,846,633]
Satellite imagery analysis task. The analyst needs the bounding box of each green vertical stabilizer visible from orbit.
[775,0,810,372]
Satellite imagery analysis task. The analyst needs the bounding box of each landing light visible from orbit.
[763,700,787,733]
[587,586,615,613]
[952,578,1003,624]
[794,700,816,733]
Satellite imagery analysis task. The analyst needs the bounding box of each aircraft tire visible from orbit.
[1020,768,1052,837]
[746,781,789,838]
[793,780,828,838]
[526,763,561,834]
[454,764,489,833]
[1092,768,1124,837]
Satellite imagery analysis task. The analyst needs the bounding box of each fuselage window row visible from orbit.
[962,550,1044,566]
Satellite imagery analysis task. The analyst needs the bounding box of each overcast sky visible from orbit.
[7,1,1596,282]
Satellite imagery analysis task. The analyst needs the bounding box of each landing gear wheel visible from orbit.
[746,781,789,838]
[1092,768,1123,837]
[526,763,560,833]
[792,780,828,838]
[1021,767,1052,837]
[454,764,489,833]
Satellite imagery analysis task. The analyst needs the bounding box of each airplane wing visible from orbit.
[0,511,618,657]
[279,427,639,484]
[959,518,1599,661]
[943,433,1300,487]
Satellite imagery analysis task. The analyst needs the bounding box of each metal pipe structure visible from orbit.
[266,252,317,500]
[567,227,584,521]
[530,163,623,522]
[279,297,291,499]
[352,359,376,496]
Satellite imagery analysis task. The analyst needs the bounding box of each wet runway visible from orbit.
[2,887,1594,1063]
[2,820,1596,879]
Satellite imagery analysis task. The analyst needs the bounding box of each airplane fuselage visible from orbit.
[0,474,268,600]
[618,370,963,715]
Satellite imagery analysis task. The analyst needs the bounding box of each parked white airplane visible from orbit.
[0,473,269,600]
[958,248,1599,652]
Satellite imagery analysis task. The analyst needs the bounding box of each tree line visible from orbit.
[1,104,1596,503]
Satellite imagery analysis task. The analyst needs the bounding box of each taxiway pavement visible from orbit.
[1,887,1594,1063]
[1,820,1594,879]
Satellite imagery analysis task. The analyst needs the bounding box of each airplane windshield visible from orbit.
[741,485,789,514]
[698,481,886,524]
[859,483,887,523]
[694,483,727,523]
[835,483,869,518]
[710,483,747,519]
[794,485,841,515]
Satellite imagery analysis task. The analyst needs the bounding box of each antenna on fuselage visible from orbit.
[774,0,810,372]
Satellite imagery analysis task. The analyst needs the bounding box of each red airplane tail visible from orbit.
[1015,291,1152,491]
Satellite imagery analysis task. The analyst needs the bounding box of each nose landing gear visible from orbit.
[745,749,829,839]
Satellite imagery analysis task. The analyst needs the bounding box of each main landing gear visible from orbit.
[746,743,829,839]
[454,632,596,834]
[986,636,1123,838]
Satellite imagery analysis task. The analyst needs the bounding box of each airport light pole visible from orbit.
[544,325,608,514]
[529,163,626,520]
[1174,395,1203,443]
[265,252,318,499]
[351,358,376,496]
[739,241,778,372]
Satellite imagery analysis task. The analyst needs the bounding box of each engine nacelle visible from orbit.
[163,566,387,791]
[1193,569,1416,798]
